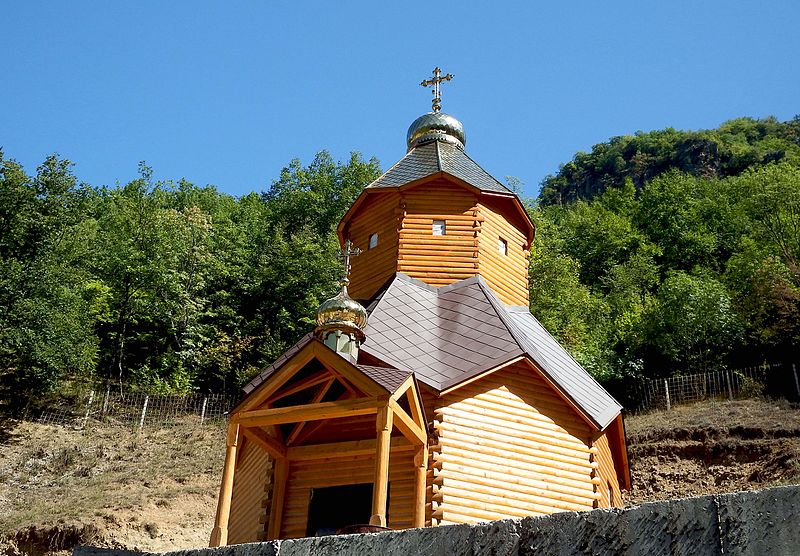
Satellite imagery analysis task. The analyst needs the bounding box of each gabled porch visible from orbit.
[210,338,427,545]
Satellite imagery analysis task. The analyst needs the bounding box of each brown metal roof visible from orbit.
[356,365,412,394]
[242,274,622,430]
[360,274,622,429]
[361,275,523,388]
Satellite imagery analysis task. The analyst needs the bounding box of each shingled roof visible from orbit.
[361,274,622,429]
[366,140,512,194]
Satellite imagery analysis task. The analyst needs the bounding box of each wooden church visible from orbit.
[209,69,630,546]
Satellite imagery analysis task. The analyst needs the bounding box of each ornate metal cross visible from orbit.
[338,239,362,284]
[420,67,454,113]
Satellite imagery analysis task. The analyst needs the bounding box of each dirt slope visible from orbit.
[1,399,799,555]
[0,420,224,556]
[625,399,800,504]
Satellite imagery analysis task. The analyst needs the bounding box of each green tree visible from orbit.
[643,272,743,374]
[0,153,97,403]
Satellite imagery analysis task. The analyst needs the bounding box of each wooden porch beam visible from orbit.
[311,342,385,396]
[238,348,316,412]
[232,395,388,428]
[389,398,427,445]
[390,375,414,401]
[241,426,286,460]
[406,382,426,429]
[285,377,336,445]
[370,403,393,527]
[286,436,414,461]
[209,422,239,547]
[269,370,332,403]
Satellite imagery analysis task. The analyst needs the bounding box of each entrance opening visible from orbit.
[306,483,374,537]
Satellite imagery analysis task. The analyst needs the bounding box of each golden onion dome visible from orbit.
[406,112,466,151]
[315,282,367,340]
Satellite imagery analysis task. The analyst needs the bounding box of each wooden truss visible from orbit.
[209,340,427,546]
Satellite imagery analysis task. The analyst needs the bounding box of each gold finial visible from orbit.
[420,67,454,113]
[337,239,362,286]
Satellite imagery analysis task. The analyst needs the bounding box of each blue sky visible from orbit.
[2,2,798,198]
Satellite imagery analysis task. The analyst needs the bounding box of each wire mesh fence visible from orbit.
[24,362,800,427]
[628,362,800,413]
[32,384,238,430]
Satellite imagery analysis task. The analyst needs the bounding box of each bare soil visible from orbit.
[624,398,800,504]
[0,419,224,556]
[1,399,799,555]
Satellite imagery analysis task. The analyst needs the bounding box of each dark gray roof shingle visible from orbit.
[357,365,412,393]
[360,274,622,429]
[366,141,512,194]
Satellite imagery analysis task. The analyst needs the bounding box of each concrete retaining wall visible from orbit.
[76,485,800,556]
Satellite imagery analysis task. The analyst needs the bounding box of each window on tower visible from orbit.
[498,237,508,255]
[432,220,446,236]
[369,233,378,249]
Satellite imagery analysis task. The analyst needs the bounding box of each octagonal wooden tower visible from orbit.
[339,140,534,306]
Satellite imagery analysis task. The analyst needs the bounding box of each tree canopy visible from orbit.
[2,115,800,406]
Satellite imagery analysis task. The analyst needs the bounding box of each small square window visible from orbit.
[498,237,508,255]
[369,233,378,249]
[432,220,446,236]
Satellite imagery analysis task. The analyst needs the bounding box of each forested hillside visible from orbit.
[0,151,380,405]
[2,116,799,406]
[531,117,800,386]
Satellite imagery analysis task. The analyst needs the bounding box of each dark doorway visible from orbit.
[306,483,374,537]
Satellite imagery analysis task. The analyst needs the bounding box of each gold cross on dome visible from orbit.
[338,239,362,285]
[420,67,454,113]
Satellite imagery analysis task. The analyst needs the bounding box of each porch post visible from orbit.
[267,456,289,539]
[210,421,239,547]
[370,403,393,527]
[413,444,428,527]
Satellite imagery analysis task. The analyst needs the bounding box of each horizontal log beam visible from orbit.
[286,436,415,461]
[232,395,389,427]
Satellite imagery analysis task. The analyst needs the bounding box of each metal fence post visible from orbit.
[200,397,208,424]
[138,395,149,433]
[664,379,671,411]
[793,364,800,400]
[101,384,111,418]
[82,390,95,429]
[727,370,734,400]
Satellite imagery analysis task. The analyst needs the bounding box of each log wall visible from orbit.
[592,430,620,508]
[227,438,271,544]
[279,449,416,539]
[346,193,400,301]
[430,363,600,525]
[397,180,480,288]
[342,179,533,304]
[476,200,530,306]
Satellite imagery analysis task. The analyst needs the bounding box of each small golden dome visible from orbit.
[315,282,367,340]
[406,112,466,151]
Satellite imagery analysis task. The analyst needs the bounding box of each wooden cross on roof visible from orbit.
[338,239,362,285]
[420,67,454,113]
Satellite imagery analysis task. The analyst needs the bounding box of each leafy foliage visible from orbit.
[3,115,800,402]
[530,116,800,381]
[0,150,379,404]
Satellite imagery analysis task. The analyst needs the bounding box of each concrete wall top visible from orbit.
[75,484,800,556]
